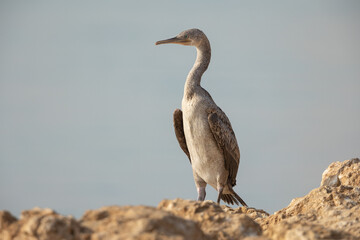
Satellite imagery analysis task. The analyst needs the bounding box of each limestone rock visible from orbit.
[0,207,81,240]
[80,205,205,240]
[261,186,360,239]
[321,158,360,187]
[265,214,357,240]
[260,158,360,239]
[0,211,17,230]
[221,205,270,223]
[158,198,264,240]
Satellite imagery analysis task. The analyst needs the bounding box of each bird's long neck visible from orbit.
[184,42,211,98]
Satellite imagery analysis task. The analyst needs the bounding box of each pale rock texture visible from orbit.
[79,205,205,240]
[0,208,81,240]
[260,158,360,240]
[221,205,270,223]
[0,158,359,240]
[321,158,360,187]
[158,198,265,240]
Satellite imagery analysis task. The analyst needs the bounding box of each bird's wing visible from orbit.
[207,108,240,186]
[173,109,191,163]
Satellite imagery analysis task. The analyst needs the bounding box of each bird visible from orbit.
[156,28,247,207]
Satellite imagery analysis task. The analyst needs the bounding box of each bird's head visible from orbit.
[155,28,208,48]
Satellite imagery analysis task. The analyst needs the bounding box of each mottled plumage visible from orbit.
[156,29,247,206]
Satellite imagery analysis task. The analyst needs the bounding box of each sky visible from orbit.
[1,1,359,218]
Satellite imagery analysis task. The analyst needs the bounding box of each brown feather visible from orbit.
[173,109,191,163]
[207,108,240,186]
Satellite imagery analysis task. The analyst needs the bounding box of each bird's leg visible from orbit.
[197,187,206,201]
[193,170,207,201]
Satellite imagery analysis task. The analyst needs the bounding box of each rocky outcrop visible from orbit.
[157,199,265,239]
[0,158,359,240]
[321,158,360,187]
[0,208,81,240]
[260,158,360,240]
[80,205,205,240]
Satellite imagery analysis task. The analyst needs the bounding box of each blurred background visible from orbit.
[1,1,359,218]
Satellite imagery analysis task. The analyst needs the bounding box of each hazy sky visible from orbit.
[1,1,359,218]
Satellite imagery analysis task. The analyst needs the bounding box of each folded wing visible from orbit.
[207,108,240,186]
[173,109,191,163]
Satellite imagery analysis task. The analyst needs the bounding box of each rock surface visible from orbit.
[157,199,265,239]
[321,158,360,187]
[260,158,360,240]
[0,208,81,240]
[80,205,205,240]
[0,158,359,240]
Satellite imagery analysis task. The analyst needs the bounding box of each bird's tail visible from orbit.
[220,185,248,207]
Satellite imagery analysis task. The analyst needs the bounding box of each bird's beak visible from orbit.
[155,37,191,46]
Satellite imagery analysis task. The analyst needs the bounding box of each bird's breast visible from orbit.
[181,96,209,139]
[181,96,226,186]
